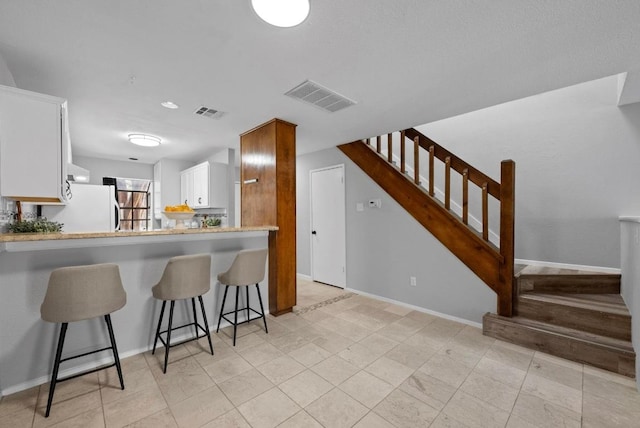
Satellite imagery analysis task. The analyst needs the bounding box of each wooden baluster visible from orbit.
[445,157,451,210]
[414,137,420,184]
[462,169,469,224]
[387,133,393,163]
[498,160,516,317]
[400,130,406,173]
[366,138,370,145]
[428,146,435,196]
[482,182,489,241]
[376,136,381,154]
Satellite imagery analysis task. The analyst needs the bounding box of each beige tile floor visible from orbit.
[1,277,639,428]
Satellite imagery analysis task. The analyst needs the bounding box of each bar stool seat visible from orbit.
[152,254,214,373]
[216,248,269,346]
[41,263,126,418]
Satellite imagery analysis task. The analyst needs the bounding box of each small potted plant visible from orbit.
[8,218,63,233]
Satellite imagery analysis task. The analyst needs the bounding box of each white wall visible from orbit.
[0,52,16,87]
[297,148,495,323]
[417,75,640,268]
[620,218,640,390]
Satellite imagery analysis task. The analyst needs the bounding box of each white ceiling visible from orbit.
[0,1,639,164]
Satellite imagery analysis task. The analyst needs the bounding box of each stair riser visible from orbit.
[516,299,632,341]
[483,315,635,377]
[517,275,620,294]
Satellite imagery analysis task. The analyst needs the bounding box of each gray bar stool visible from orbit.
[40,263,127,418]
[216,248,268,346]
[152,254,214,373]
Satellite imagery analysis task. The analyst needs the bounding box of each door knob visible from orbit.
[312,230,317,235]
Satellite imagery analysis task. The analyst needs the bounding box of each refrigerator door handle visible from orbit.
[113,198,120,231]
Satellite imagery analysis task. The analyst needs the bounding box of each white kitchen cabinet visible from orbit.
[180,161,228,209]
[153,162,162,219]
[0,85,69,203]
[192,162,209,207]
[180,161,208,208]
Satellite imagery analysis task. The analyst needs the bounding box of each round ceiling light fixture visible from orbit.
[161,101,179,109]
[128,134,161,147]
[251,0,310,28]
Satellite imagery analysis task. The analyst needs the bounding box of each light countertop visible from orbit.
[0,226,278,252]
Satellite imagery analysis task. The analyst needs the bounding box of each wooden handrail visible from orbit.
[343,128,515,317]
[404,128,501,198]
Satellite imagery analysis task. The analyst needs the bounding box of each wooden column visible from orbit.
[240,118,297,316]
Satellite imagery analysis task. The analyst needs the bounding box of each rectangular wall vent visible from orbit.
[194,106,225,119]
[285,80,356,113]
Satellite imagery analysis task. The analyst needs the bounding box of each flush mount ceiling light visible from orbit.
[161,101,179,109]
[251,0,309,27]
[128,134,161,147]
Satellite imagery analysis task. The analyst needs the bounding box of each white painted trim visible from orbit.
[296,273,312,281]
[309,164,346,288]
[0,313,267,397]
[515,258,621,274]
[345,287,482,329]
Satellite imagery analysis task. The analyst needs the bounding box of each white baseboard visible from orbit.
[296,273,312,281]
[345,287,482,329]
[515,258,621,274]
[0,313,266,397]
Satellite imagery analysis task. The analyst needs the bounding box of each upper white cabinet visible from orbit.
[0,85,68,204]
[180,161,228,209]
[181,161,208,208]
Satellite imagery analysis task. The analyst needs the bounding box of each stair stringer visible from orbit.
[338,140,504,296]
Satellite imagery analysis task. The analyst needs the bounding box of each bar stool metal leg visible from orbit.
[163,301,175,374]
[216,286,229,333]
[233,287,240,346]
[104,314,125,390]
[152,301,167,355]
[256,284,268,333]
[45,322,68,418]
[246,287,250,324]
[198,295,214,355]
[191,298,199,342]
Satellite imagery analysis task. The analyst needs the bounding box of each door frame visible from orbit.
[309,164,346,287]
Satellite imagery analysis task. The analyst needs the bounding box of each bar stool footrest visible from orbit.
[220,308,265,328]
[156,321,210,349]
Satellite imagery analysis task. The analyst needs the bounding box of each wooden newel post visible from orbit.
[498,160,515,317]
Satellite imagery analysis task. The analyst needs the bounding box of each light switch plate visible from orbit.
[356,203,364,212]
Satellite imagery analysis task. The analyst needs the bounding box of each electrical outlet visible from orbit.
[410,276,417,286]
[356,202,364,212]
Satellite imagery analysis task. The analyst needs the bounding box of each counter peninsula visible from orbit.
[0,226,277,395]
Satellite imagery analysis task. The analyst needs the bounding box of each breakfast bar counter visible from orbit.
[0,226,277,395]
[0,226,278,251]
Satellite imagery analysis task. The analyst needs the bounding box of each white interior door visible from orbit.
[311,165,346,288]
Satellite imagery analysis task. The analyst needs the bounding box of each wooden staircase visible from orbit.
[483,266,635,377]
[339,129,635,377]
[338,129,515,317]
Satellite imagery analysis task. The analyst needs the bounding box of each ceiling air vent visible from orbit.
[285,80,356,113]
[194,106,225,119]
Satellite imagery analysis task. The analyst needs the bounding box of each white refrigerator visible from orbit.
[42,183,119,232]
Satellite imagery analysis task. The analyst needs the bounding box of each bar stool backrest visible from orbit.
[218,248,268,286]
[41,264,126,323]
[153,254,211,301]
